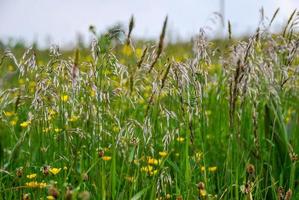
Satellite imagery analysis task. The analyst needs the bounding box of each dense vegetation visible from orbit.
[0,13,299,200]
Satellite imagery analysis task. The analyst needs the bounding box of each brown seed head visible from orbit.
[198,182,205,190]
[246,164,255,175]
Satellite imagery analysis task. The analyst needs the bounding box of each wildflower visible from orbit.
[63,166,68,170]
[159,151,168,158]
[147,157,159,165]
[25,181,46,188]
[54,128,62,133]
[61,95,69,102]
[122,45,132,56]
[90,89,96,97]
[39,182,47,188]
[149,169,158,176]
[26,181,39,188]
[10,119,18,126]
[136,48,143,59]
[200,166,205,172]
[49,168,61,175]
[18,78,25,85]
[68,115,79,122]
[8,65,14,71]
[102,156,112,161]
[176,137,185,143]
[20,121,31,128]
[198,182,207,198]
[208,166,217,172]
[195,152,203,161]
[4,111,14,117]
[141,165,153,173]
[46,196,55,200]
[26,173,37,179]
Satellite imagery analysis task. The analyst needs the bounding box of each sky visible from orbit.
[0,0,298,48]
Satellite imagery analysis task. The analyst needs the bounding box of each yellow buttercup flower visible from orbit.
[49,168,61,175]
[10,119,18,126]
[199,189,207,197]
[61,94,69,102]
[122,45,132,56]
[4,111,15,117]
[208,166,217,172]
[176,137,185,143]
[136,48,143,59]
[26,173,37,179]
[141,165,153,173]
[39,182,47,188]
[159,151,168,158]
[147,157,159,165]
[20,120,31,128]
[47,196,55,200]
[25,181,39,188]
[68,115,79,122]
[54,128,62,133]
[102,156,112,161]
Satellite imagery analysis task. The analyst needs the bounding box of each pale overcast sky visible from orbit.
[0,0,298,47]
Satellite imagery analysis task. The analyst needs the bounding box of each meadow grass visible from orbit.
[0,13,299,200]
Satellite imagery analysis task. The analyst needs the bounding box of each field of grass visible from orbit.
[0,14,299,200]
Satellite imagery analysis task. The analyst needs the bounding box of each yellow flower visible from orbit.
[54,128,62,133]
[102,156,112,161]
[47,196,55,200]
[20,120,31,128]
[122,45,132,56]
[149,169,158,176]
[39,182,47,188]
[49,168,61,175]
[68,115,79,122]
[195,152,203,161]
[25,181,39,188]
[10,119,18,126]
[43,127,51,133]
[176,137,185,143]
[18,78,25,85]
[200,166,205,172]
[199,189,207,197]
[26,173,37,179]
[208,166,217,172]
[8,65,14,71]
[136,48,143,59]
[4,111,14,117]
[147,157,159,165]
[141,165,153,173]
[61,94,69,102]
[48,109,56,116]
[90,89,96,97]
[159,151,168,158]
